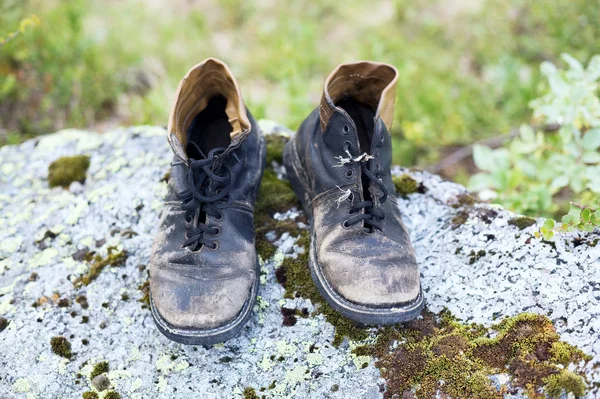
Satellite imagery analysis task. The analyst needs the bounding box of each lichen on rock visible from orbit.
[0,124,598,398]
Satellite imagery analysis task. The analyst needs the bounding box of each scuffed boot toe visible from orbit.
[150,267,257,345]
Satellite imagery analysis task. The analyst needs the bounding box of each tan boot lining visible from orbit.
[167,58,250,149]
[319,61,398,132]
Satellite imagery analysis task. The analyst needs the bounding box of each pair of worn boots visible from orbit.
[149,58,423,345]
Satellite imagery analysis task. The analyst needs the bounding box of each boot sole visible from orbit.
[150,134,267,345]
[283,139,424,325]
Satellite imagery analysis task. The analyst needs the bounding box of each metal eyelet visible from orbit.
[213,227,221,236]
[342,220,351,228]
[345,169,354,178]
[380,135,385,144]
[214,213,223,221]
[208,241,219,251]
[375,148,380,157]
[342,125,350,134]
[343,141,352,152]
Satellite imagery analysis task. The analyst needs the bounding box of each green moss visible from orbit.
[82,392,99,399]
[393,174,419,196]
[50,336,72,358]
[74,247,128,286]
[550,341,591,366]
[354,311,590,399]
[48,155,90,188]
[90,361,109,379]
[544,370,586,398]
[468,250,486,265]
[254,139,302,261]
[451,193,479,208]
[256,169,299,216]
[277,231,368,346]
[508,216,537,230]
[242,387,259,399]
[265,134,287,165]
[102,391,120,399]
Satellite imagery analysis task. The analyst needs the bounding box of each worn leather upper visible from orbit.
[289,106,420,307]
[149,111,264,330]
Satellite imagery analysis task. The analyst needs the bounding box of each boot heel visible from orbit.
[283,139,311,218]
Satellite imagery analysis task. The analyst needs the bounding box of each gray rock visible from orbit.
[0,122,598,398]
[91,374,110,391]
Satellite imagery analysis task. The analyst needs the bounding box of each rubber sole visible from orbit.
[283,139,425,325]
[150,135,267,345]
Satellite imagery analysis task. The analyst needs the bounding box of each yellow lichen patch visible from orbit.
[352,311,590,399]
[48,155,90,188]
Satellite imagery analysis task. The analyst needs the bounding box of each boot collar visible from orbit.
[167,58,250,163]
[319,61,398,133]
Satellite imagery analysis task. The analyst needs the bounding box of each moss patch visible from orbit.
[50,336,73,358]
[82,392,99,399]
[242,387,259,399]
[48,155,90,188]
[353,310,590,399]
[451,193,480,208]
[508,216,537,230]
[544,370,586,398]
[254,134,302,261]
[90,361,109,379]
[0,317,8,332]
[265,134,287,165]
[74,247,128,286]
[277,231,368,346]
[102,391,120,399]
[393,174,419,196]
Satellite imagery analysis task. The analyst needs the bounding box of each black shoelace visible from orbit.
[177,146,239,250]
[342,145,388,231]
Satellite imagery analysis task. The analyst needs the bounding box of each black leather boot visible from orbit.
[149,58,266,345]
[283,61,423,325]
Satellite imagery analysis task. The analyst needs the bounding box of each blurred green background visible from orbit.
[1,0,599,183]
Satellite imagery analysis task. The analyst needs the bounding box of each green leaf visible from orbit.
[519,125,535,143]
[542,229,555,240]
[582,128,600,149]
[472,145,495,172]
[543,219,555,230]
[581,208,591,222]
[582,151,600,164]
[562,53,584,74]
[567,207,582,224]
[550,175,569,191]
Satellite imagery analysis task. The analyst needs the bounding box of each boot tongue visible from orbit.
[319,61,398,133]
